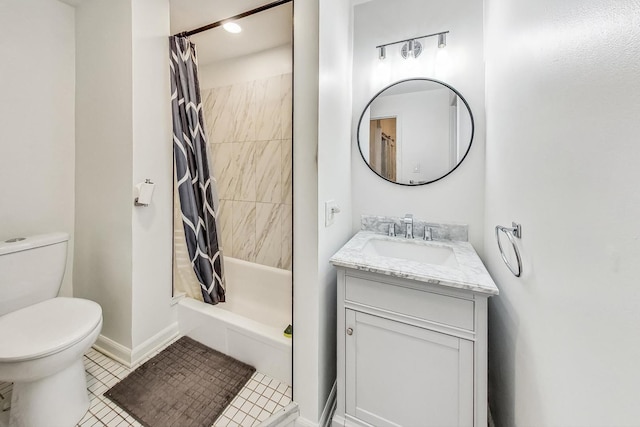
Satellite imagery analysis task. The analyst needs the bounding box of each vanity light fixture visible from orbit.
[401,39,422,59]
[222,22,242,33]
[376,30,449,60]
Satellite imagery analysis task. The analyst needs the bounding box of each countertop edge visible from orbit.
[330,258,499,296]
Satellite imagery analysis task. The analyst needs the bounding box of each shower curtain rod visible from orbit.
[174,0,292,38]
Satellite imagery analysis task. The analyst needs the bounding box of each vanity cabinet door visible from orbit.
[345,310,474,427]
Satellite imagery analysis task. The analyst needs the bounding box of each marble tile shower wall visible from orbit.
[201,73,292,270]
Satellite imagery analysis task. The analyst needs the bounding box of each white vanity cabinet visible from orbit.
[333,268,490,427]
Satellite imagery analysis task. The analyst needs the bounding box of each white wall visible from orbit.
[317,0,353,418]
[0,0,75,297]
[292,0,321,421]
[351,0,485,252]
[131,0,176,350]
[293,0,353,424]
[199,44,292,89]
[75,0,134,347]
[76,0,175,358]
[484,0,640,425]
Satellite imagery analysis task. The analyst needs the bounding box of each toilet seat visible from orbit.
[0,297,102,363]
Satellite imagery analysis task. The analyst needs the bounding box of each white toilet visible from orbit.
[0,232,102,427]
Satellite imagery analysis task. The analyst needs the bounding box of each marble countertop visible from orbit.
[330,231,499,296]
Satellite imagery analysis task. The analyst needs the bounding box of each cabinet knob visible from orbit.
[346,327,353,336]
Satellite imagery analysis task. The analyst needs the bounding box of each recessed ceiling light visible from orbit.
[222,22,242,34]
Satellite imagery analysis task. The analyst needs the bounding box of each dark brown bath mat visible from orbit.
[104,336,255,427]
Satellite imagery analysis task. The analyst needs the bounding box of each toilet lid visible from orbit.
[0,297,102,362]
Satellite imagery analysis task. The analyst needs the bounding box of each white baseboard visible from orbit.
[93,335,133,367]
[295,381,337,427]
[130,322,180,366]
[93,322,179,368]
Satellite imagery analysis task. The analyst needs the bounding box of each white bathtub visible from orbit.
[177,257,292,385]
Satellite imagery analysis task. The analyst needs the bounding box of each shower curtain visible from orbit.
[169,35,225,304]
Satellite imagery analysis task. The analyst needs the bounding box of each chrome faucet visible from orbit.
[423,226,433,241]
[388,223,396,237]
[403,214,413,239]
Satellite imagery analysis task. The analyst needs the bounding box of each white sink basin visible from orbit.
[362,238,459,268]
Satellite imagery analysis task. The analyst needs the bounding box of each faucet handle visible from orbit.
[404,213,413,222]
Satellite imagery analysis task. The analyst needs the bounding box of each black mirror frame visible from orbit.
[357,77,474,186]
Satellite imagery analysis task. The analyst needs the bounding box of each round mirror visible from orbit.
[357,78,474,186]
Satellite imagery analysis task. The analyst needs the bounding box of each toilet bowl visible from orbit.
[0,233,103,427]
[0,297,102,427]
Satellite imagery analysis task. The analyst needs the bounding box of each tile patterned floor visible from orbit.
[0,340,292,427]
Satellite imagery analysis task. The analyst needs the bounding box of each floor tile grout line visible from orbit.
[5,345,289,427]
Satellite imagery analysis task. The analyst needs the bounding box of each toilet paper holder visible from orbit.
[134,179,155,207]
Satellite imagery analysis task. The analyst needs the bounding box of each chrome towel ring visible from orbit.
[495,222,522,277]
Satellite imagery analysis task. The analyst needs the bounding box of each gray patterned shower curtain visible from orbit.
[169,36,225,304]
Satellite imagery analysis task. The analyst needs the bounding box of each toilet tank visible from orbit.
[0,232,69,316]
